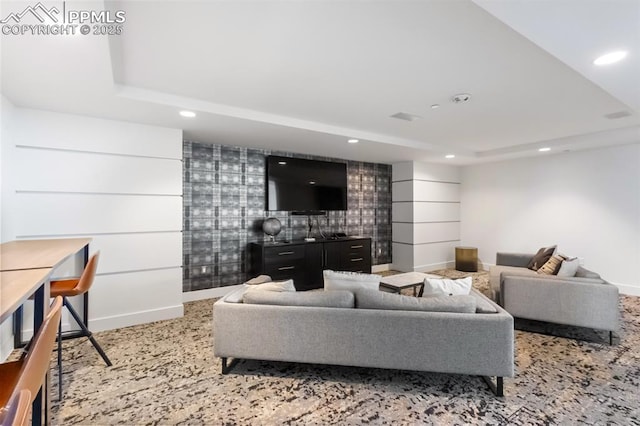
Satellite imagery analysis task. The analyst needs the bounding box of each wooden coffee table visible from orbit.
[379,271,442,297]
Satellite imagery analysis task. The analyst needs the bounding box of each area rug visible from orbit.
[50,270,640,425]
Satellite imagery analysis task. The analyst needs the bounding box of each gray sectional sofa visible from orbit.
[490,252,619,343]
[213,287,514,396]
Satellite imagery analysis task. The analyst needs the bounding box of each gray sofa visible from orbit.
[213,288,514,396]
[490,252,619,342]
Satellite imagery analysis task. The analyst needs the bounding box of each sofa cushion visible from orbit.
[557,258,580,277]
[323,270,381,292]
[537,254,566,275]
[355,289,476,313]
[422,277,472,297]
[527,245,557,270]
[489,265,538,300]
[575,266,601,279]
[468,289,498,313]
[243,289,355,308]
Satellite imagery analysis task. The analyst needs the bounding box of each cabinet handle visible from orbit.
[278,251,294,256]
[351,258,364,262]
[351,245,363,249]
[278,266,295,271]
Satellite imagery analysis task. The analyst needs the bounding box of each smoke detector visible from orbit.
[451,93,472,104]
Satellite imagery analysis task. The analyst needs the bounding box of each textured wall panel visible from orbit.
[14,193,182,236]
[13,109,182,158]
[413,241,459,271]
[14,148,182,194]
[90,269,183,319]
[413,202,461,222]
[88,233,182,274]
[393,221,460,245]
[183,141,393,291]
[412,181,460,202]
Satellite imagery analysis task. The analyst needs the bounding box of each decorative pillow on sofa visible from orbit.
[244,279,296,293]
[422,277,472,297]
[323,270,381,292]
[225,279,296,303]
[245,274,272,285]
[243,290,355,308]
[527,245,557,270]
[537,254,567,275]
[355,289,476,313]
[557,258,580,277]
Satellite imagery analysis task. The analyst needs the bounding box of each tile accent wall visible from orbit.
[183,141,392,292]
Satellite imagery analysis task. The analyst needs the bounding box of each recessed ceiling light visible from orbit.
[278,161,287,165]
[179,110,196,118]
[431,104,440,109]
[348,139,359,144]
[445,154,455,159]
[309,181,316,185]
[593,50,627,65]
[539,147,551,152]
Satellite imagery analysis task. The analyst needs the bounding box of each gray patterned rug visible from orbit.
[49,270,639,425]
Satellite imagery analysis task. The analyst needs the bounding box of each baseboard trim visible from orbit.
[372,264,391,273]
[89,305,184,332]
[614,282,640,297]
[412,261,455,272]
[183,285,242,302]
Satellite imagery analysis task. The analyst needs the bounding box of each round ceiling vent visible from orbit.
[451,93,472,104]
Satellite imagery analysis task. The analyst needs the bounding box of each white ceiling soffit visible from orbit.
[473,0,640,113]
[1,0,639,165]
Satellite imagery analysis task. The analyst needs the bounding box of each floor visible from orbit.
[45,269,639,425]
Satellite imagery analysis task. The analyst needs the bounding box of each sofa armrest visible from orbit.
[496,252,534,268]
[502,275,619,331]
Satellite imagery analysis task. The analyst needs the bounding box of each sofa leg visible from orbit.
[482,376,504,397]
[609,331,613,346]
[221,357,240,374]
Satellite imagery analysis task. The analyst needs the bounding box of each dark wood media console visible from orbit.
[249,237,372,291]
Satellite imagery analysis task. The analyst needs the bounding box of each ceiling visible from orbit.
[1,0,639,165]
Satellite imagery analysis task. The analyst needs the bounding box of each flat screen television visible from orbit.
[266,155,348,212]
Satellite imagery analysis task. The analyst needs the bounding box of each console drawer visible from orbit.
[264,245,305,262]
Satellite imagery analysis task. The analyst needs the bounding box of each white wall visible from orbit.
[392,161,461,271]
[461,144,640,295]
[0,95,14,359]
[1,107,184,350]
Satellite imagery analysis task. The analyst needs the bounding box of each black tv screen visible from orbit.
[266,156,348,212]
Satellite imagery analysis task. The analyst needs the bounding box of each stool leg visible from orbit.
[64,297,112,367]
[58,319,63,400]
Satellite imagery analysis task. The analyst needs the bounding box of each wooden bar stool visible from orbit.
[51,252,112,399]
[0,391,31,426]
[0,297,62,425]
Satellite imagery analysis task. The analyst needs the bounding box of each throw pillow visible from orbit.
[323,270,381,292]
[224,285,249,303]
[243,290,355,308]
[422,276,472,297]
[355,289,476,313]
[226,279,296,303]
[556,257,580,277]
[527,245,557,271]
[244,279,296,293]
[245,274,272,285]
[537,254,567,275]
